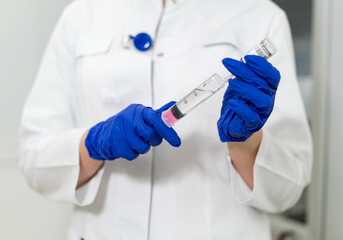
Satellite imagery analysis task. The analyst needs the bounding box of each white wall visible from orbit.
[309,0,343,239]
[0,1,72,239]
[323,0,343,238]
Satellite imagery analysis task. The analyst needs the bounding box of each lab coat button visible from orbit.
[157,52,164,57]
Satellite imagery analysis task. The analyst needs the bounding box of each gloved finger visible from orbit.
[229,78,272,112]
[126,129,151,154]
[228,99,262,130]
[132,104,163,147]
[228,115,249,139]
[142,107,181,147]
[222,58,272,94]
[116,141,139,161]
[218,109,250,141]
[156,101,177,113]
[244,55,281,90]
[135,124,163,147]
[217,107,234,137]
[149,130,163,146]
[123,151,139,161]
[110,122,140,160]
[223,84,240,102]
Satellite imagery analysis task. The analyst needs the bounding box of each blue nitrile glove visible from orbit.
[217,55,281,142]
[85,101,181,161]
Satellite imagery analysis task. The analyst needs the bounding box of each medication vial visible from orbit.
[161,38,278,127]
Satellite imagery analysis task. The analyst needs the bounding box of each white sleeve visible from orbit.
[229,10,313,213]
[19,6,105,206]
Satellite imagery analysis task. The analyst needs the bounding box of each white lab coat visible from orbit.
[20,0,312,239]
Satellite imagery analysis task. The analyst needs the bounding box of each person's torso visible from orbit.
[65,0,281,239]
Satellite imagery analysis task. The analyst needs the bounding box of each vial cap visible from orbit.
[130,33,153,51]
[259,38,277,59]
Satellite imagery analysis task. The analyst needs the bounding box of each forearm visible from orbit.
[227,130,262,190]
[77,130,104,189]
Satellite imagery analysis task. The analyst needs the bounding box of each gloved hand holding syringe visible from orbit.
[161,38,278,127]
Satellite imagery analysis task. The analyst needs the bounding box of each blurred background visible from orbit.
[0,0,342,239]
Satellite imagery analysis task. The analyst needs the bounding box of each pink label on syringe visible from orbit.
[161,108,178,128]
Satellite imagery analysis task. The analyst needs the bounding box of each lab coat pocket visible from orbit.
[75,36,113,58]
[74,35,123,122]
[98,42,152,112]
[75,33,152,123]
[75,35,117,90]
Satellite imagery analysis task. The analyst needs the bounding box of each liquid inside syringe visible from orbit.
[162,38,277,128]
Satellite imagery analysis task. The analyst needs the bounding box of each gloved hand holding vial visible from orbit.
[218,54,281,142]
[161,38,278,135]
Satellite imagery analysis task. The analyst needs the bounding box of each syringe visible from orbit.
[161,38,277,128]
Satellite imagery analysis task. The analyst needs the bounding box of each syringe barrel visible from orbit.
[162,73,225,127]
[161,38,277,128]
